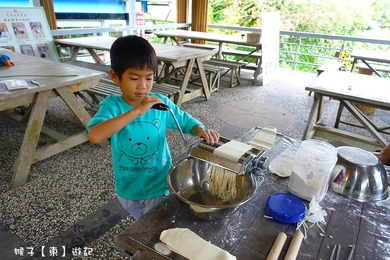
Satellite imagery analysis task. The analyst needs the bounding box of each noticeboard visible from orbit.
[0,6,59,62]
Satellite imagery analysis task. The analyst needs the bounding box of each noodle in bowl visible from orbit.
[167,157,257,220]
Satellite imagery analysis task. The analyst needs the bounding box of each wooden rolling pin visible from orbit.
[284,230,304,260]
[266,232,287,260]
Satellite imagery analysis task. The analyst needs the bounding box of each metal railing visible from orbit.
[52,23,390,74]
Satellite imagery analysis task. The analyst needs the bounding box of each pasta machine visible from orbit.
[187,136,267,176]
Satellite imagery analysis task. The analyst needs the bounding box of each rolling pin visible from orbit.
[266,232,287,260]
[284,230,304,260]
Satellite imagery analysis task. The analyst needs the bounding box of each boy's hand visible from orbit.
[192,126,219,145]
[135,96,164,115]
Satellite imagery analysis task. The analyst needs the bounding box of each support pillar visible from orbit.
[191,0,208,44]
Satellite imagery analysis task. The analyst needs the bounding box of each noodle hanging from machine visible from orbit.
[202,165,237,202]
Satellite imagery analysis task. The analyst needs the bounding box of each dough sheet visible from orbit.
[160,228,236,260]
[248,126,277,150]
[213,140,252,162]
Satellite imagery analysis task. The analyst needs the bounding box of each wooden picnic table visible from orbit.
[153,30,263,82]
[55,36,216,107]
[303,70,390,151]
[350,49,390,77]
[115,126,390,259]
[0,49,105,188]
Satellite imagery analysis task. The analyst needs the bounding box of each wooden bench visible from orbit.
[64,61,181,110]
[182,43,218,51]
[203,58,246,87]
[190,64,224,93]
[221,48,262,66]
[309,60,344,96]
[316,60,344,76]
[76,78,180,111]
[356,63,390,75]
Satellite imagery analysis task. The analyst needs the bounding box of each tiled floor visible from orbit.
[1,68,389,259]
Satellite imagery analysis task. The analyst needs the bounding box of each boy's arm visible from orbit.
[374,144,390,165]
[88,96,162,144]
[88,107,141,144]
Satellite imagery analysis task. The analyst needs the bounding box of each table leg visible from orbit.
[302,93,321,140]
[56,86,91,126]
[342,100,387,146]
[70,46,80,61]
[252,56,262,82]
[86,47,105,64]
[33,86,108,162]
[11,90,51,188]
[217,43,223,59]
[176,59,195,107]
[350,57,357,72]
[195,57,211,100]
[317,93,324,120]
[335,102,344,128]
[361,60,382,77]
[170,36,182,46]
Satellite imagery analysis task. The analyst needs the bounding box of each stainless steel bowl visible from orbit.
[167,157,257,220]
[329,146,389,202]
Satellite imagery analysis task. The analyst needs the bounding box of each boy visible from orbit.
[87,35,219,220]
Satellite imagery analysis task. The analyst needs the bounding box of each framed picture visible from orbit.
[0,7,59,61]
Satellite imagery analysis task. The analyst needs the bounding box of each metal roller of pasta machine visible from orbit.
[187,136,267,176]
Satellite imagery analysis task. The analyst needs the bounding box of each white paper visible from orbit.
[2,79,29,90]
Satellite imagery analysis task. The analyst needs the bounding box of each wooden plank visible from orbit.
[340,100,387,146]
[205,58,246,68]
[1,113,68,142]
[56,86,92,127]
[33,132,89,163]
[356,63,390,72]
[355,202,390,259]
[182,42,218,50]
[0,95,35,111]
[313,195,362,260]
[313,125,385,151]
[222,49,262,59]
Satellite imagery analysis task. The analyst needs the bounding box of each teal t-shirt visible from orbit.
[87,93,203,200]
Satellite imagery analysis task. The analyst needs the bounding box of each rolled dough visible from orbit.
[213,140,252,162]
[160,228,236,260]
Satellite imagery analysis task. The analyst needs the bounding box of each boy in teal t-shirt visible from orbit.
[87,36,219,220]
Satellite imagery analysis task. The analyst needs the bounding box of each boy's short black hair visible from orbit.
[110,35,158,80]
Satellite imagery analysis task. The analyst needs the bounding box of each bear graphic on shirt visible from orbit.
[117,118,161,165]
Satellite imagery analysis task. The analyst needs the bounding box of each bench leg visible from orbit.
[208,71,220,93]
[229,68,240,88]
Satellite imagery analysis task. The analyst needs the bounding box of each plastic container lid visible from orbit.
[266,193,306,224]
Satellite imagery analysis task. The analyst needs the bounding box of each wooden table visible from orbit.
[116,127,390,259]
[153,30,263,82]
[350,49,390,77]
[55,36,216,107]
[0,50,105,188]
[302,70,390,151]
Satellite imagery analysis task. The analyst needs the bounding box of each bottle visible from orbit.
[288,140,337,202]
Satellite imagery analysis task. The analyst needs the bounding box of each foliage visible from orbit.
[208,0,390,72]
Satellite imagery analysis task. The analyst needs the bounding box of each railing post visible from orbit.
[293,38,301,71]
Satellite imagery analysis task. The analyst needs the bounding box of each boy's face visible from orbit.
[110,67,154,106]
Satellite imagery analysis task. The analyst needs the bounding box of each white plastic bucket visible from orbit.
[288,140,337,202]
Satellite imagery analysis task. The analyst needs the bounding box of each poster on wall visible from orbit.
[261,12,280,85]
[0,7,59,62]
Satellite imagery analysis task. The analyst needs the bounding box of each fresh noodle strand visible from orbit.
[202,165,237,202]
